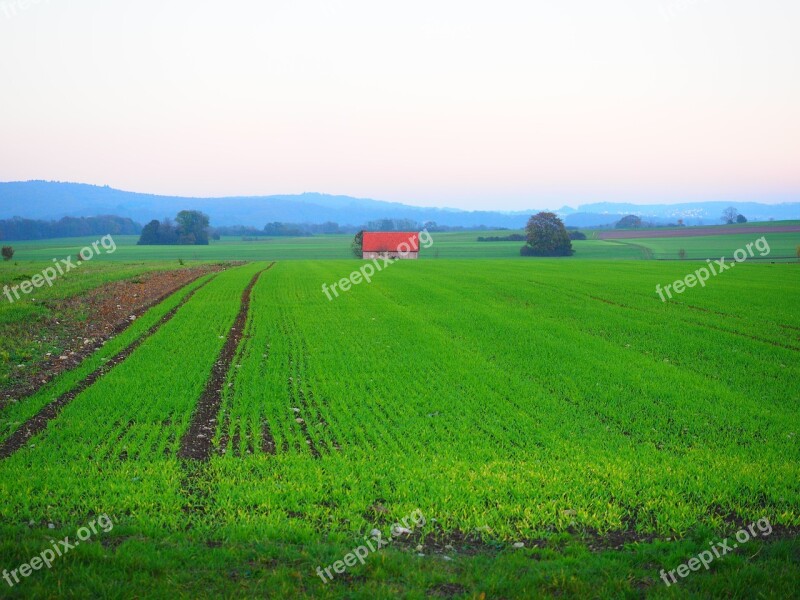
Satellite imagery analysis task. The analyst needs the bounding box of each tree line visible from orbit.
[0,215,140,241]
[137,211,211,246]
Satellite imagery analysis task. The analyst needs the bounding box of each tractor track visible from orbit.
[0,275,217,460]
[178,263,273,461]
[0,265,229,411]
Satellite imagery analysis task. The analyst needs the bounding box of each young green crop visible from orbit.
[0,259,797,598]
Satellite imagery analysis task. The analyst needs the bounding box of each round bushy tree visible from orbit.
[616,215,642,229]
[520,212,574,257]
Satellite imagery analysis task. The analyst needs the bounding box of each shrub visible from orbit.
[678,248,687,260]
[568,231,587,241]
[1,246,13,261]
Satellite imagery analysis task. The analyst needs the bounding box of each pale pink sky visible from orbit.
[1,0,798,210]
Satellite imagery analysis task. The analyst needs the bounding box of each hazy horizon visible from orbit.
[1,0,798,211]
[2,179,800,214]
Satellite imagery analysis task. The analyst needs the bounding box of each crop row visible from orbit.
[0,259,796,543]
[0,263,265,531]
[0,272,217,446]
[203,260,799,539]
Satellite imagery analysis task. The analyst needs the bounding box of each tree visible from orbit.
[568,230,587,241]
[319,221,340,234]
[1,246,13,261]
[736,214,748,224]
[352,230,364,258]
[159,218,180,245]
[616,215,642,229]
[520,212,574,257]
[678,248,687,260]
[176,210,210,245]
[137,220,161,245]
[722,207,739,224]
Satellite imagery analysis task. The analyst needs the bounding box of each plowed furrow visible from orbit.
[178,264,273,460]
[0,276,216,460]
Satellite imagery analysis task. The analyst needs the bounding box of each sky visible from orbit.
[0,0,798,210]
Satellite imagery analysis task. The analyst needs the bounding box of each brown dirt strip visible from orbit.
[390,523,800,557]
[0,275,218,460]
[178,264,274,461]
[1,264,235,409]
[216,312,258,458]
[261,418,277,455]
[597,225,800,240]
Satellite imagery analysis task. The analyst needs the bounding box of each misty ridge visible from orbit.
[1,182,798,239]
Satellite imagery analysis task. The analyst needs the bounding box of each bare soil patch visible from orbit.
[1,264,233,408]
[0,275,217,459]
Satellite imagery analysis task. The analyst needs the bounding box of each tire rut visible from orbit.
[178,264,273,461]
[0,275,217,460]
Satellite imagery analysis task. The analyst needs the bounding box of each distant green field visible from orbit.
[612,232,800,260]
[589,219,800,236]
[0,231,652,261]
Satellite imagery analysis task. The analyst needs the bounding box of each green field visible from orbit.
[7,226,799,263]
[609,233,799,260]
[0,254,798,598]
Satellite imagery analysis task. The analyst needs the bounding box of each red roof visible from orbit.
[362,232,420,253]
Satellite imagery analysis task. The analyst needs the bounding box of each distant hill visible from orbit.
[567,201,800,225]
[0,181,530,229]
[0,181,798,230]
